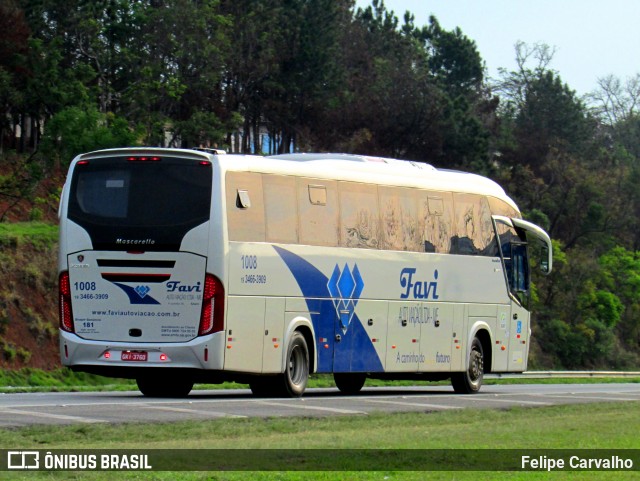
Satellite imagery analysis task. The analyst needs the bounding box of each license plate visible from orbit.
[121,351,148,361]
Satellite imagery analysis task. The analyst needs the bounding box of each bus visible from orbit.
[58,148,552,397]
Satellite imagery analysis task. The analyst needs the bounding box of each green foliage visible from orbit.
[0,1,640,370]
[16,347,31,363]
[578,287,623,328]
[0,313,8,335]
[599,248,640,352]
[28,206,43,221]
[422,16,484,96]
[2,343,16,362]
[535,245,640,369]
[23,306,57,342]
[0,367,135,389]
[0,222,58,249]
[41,106,140,168]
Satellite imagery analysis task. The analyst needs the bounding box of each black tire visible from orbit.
[334,373,366,395]
[280,331,309,397]
[136,375,194,398]
[249,377,276,397]
[451,337,484,394]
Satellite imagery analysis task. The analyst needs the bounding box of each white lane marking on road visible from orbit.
[141,404,247,418]
[0,408,105,424]
[257,401,368,415]
[363,399,462,410]
[461,396,551,406]
[532,394,639,402]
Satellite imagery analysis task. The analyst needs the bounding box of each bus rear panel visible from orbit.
[58,150,226,393]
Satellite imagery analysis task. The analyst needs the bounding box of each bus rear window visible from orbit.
[67,156,212,251]
[69,157,212,227]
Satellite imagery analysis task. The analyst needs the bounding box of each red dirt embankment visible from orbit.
[0,172,62,370]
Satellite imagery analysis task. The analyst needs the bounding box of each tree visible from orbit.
[421,16,484,98]
[494,43,591,175]
[0,1,30,152]
[533,243,636,369]
[315,2,495,171]
[599,248,640,357]
[125,0,231,147]
[589,73,640,127]
[263,0,350,153]
[40,105,139,169]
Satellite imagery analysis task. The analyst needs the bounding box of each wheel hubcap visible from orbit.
[469,348,483,383]
[289,346,304,385]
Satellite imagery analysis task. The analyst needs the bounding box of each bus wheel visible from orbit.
[451,337,484,394]
[249,378,275,397]
[334,373,366,395]
[136,375,194,398]
[281,331,309,397]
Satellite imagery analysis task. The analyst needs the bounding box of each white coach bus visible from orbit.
[58,148,552,397]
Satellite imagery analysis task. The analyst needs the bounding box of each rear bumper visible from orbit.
[59,330,226,375]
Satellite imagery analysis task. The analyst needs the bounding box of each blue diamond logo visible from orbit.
[327,263,365,334]
[134,285,150,298]
[327,265,341,300]
[352,265,364,301]
[337,264,356,299]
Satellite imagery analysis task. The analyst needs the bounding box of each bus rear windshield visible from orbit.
[67,156,212,250]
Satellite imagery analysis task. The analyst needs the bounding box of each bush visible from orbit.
[17,347,31,364]
[2,343,16,362]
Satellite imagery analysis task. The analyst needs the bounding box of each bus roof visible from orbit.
[226,153,517,210]
[73,148,518,211]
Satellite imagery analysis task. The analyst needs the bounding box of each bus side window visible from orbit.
[510,242,530,306]
[263,175,298,244]
[511,243,529,292]
[379,186,420,252]
[496,223,529,302]
[419,192,454,254]
[339,182,380,249]
[298,179,339,246]
[226,172,265,242]
[452,194,496,256]
[488,196,521,219]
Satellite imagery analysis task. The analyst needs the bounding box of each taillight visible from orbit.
[59,271,74,333]
[199,274,224,336]
[126,156,161,161]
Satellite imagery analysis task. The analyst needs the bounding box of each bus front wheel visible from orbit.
[451,337,484,394]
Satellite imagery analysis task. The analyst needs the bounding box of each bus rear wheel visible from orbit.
[451,337,484,394]
[136,375,194,398]
[280,331,309,397]
[334,373,366,395]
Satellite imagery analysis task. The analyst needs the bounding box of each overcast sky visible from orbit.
[355,0,640,97]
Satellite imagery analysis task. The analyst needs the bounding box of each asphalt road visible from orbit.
[0,383,639,428]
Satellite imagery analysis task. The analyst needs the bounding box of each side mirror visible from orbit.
[491,215,553,276]
[540,245,550,275]
[509,217,553,276]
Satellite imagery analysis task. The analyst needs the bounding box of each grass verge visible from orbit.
[1,368,639,393]
[0,368,640,393]
[0,222,58,248]
[0,402,638,480]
